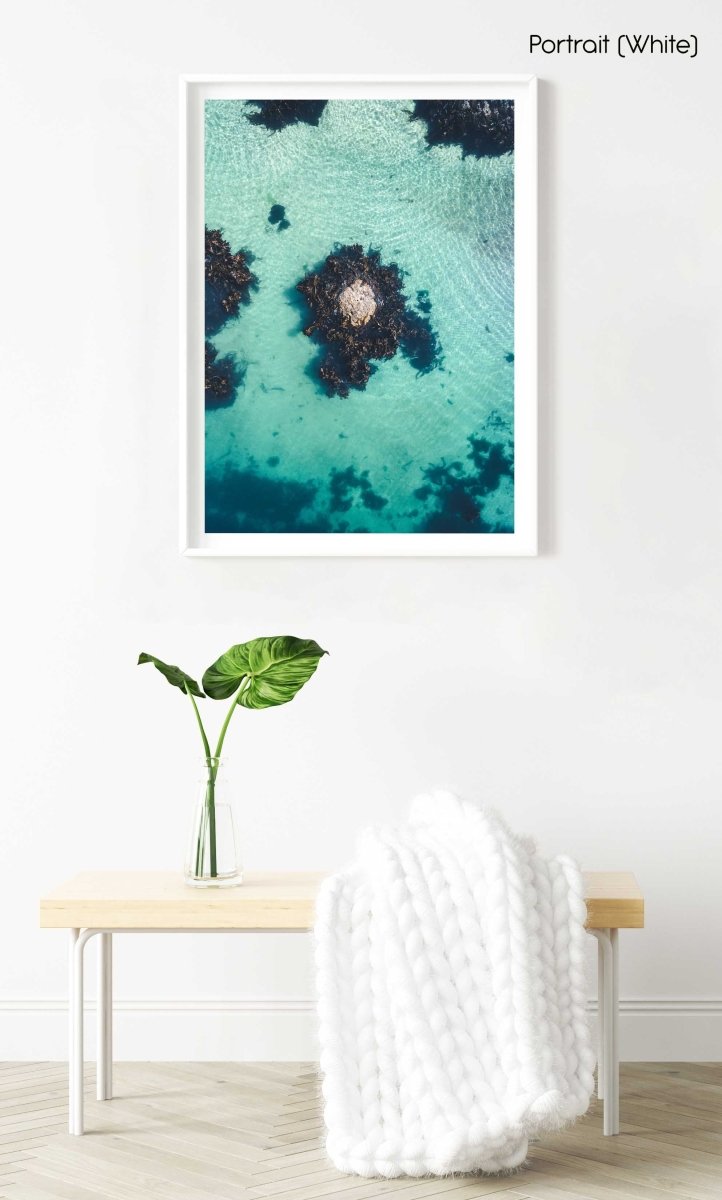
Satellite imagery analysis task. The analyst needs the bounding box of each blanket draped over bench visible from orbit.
[315,793,595,1177]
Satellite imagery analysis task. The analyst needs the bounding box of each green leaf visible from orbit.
[202,637,327,709]
[138,652,204,698]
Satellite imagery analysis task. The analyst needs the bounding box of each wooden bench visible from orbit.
[40,870,644,1137]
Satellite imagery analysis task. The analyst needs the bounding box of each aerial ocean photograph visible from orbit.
[204,98,515,534]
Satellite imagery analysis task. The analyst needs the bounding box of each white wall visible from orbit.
[1,0,720,1062]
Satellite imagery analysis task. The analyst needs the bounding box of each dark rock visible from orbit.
[268,204,286,225]
[296,244,441,397]
[411,99,514,157]
[205,227,257,337]
[246,100,327,131]
[205,341,244,409]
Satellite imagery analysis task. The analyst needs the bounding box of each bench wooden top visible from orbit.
[40,870,643,931]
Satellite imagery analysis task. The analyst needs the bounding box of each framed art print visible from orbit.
[181,76,537,555]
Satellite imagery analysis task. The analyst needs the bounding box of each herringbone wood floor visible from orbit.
[1,1063,720,1199]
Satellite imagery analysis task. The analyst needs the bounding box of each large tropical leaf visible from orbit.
[202,636,327,709]
[138,652,204,698]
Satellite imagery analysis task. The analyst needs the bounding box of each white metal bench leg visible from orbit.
[97,932,113,1101]
[611,927,619,1130]
[69,929,101,1135]
[592,927,620,1135]
[597,935,605,1100]
[70,929,88,1135]
[68,929,79,1135]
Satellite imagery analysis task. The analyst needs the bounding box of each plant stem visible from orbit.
[212,680,248,769]
[185,684,212,761]
[195,799,206,876]
[187,680,246,882]
[206,769,217,877]
[184,683,216,878]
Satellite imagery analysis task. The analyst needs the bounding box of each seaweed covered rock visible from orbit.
[246,100,327,131]
[205,341,243,408]
[205,227,257,337]
[411,99,514,157]
[296,244,440,397]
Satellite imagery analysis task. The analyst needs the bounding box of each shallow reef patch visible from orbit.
[411,99,514,158]
[205,464,331,533]
[329,466,389,514]
[414,434,514,532]
[268,203,291,231]
[400,306,442,374]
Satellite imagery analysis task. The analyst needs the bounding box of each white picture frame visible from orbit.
[181,75,537,556]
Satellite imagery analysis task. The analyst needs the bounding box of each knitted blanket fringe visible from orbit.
[315,793,595,1177]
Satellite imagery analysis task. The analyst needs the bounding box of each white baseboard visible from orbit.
[0,997,318,1063]
[588,998,722,1061]
[1,997,720,1062]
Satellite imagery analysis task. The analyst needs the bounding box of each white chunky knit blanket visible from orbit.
[315,793,595,1177]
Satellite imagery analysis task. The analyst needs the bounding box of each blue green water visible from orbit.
[204,100,514,534]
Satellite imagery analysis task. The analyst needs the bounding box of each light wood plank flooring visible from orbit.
[1,1063,720,1199]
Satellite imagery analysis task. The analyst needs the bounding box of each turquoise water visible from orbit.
[204,100,514,534]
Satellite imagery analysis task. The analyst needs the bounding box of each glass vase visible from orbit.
[185,758,243,888]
